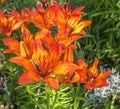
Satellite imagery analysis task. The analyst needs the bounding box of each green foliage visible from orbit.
[71,0,120,70]
[0,0,38,12]
[105,94,120,109]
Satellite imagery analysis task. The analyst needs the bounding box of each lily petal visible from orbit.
[9,57,36,71]
[2,38,20,55]
[52,61,79,75]
[18,71,41,85]
[92,71,112,88]
[44,77,59,91]
[72,6,85,14]
[87,59,99,78]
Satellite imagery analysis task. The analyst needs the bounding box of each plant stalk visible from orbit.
[46,92,50,109]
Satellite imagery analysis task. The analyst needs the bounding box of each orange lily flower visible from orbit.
[0,11,22,36]
[85,71,112,90]
[54,3,91,35]
[9,57,41,84]
[31,2,66,30]
[44,2,66,30]
[31,40,64,75]
[32,40,79,90]
[30,2,91,61]
[8,39,78,91]
[2,28,33,59]
[1,2,111,92]
[47,3,91,62]
[85,59,112,90]
[21,2,90,45]
[60,58,112,90]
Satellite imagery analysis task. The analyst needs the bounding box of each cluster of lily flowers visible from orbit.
[0,1,112,91]
[84,68,120,108]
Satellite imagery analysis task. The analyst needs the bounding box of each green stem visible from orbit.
[110,94,117,109]
[51,92,58,109]
[46,92,50,109]
[34,87,40,109]
[74,97,77,109]
[73,84,81,109]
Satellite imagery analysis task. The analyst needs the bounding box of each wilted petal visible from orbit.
[0,0,6,6]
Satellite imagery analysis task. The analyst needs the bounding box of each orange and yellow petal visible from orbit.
[52,61,79,75]
[44,77,59,91]
[92,71,112,88]
[18,71,41,85]
[76,59,88,83]
[9,57,36,72]
[87,59,99,79]
[64,47,74,62]
[2,38,20,55]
